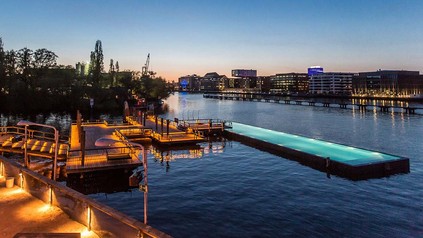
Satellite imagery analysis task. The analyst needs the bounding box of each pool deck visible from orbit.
[225,122,409,180]
[128,116,206,145]
[0,177,98,238]
[67,123,143,174]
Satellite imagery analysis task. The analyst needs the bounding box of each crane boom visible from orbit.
[142,53,150,76]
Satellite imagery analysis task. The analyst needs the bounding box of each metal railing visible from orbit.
[0,156,171,238]
[67,146,140,166]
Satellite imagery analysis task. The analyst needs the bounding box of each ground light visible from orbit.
[2,164,95,237]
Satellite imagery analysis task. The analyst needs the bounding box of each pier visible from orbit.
[67,123,143,174]
[125,115,207,145]
[1,114,215,176]
[204,93,423,114]
[0,126,68,161]
[225,122,409,180]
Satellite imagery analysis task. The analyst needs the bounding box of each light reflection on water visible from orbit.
[2,93,423,237]
[89,93,423,238]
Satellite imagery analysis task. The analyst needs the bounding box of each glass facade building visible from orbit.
[270,73,309,94]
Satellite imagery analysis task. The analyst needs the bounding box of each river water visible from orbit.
[3,93,422,237]
[88,93,422,238]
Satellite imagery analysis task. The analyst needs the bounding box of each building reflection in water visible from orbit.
[151,137,229,171]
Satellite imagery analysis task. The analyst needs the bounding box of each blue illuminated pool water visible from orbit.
[229,122,403,166]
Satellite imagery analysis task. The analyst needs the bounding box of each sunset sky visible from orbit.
[1,0,423,81]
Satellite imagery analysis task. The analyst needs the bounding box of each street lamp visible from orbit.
[17,120,59,181]
[94,137,149,224]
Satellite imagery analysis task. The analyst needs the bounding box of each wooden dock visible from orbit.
[67,123,143,174]
[1,115,216,175]
[0,127,68,161]
[126,116,206,145]
[175,119,227,136]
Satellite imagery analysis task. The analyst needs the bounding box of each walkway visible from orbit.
[133,116,206,145]
[0,177,98,238]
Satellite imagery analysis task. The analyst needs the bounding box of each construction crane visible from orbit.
[142,53,150,76]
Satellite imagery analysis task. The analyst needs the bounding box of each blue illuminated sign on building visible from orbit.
[180,79,188,88]
[308,67,324,76]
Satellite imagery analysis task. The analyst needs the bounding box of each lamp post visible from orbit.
[17,120,59,181]
[94,137,149,224]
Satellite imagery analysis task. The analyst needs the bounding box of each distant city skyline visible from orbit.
[1,0,423,81]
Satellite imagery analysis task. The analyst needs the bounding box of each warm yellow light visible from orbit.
[3,188,24,196]
[49,186,53,205]
[38,204,52,213]
[19,172,24,188]
[81,228,95,237]
[87,206,91,231]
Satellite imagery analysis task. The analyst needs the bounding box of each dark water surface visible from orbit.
[89,93,423,237]
[4,93,421,237]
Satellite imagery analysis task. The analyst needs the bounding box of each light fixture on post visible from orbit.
[95,137,148,224]
[17,120,59,181]
[19,172,23,188]
[0,161,3,177]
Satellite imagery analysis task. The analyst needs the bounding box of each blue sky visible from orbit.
[1,0,422,81]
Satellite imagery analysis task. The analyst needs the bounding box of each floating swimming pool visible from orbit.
[226,122,409,180]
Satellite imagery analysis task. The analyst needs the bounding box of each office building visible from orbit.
[352,70,422,98]
[309,72,353,95]
[270,73,309,94]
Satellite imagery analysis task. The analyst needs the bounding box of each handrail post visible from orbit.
[81,130,86,167]
[24,125,29,168]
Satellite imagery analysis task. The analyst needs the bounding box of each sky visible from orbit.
[1,0,423,81]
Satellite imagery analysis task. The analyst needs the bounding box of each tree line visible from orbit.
[0,38,171,115]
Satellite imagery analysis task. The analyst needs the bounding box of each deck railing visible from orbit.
[67,146,140,167]
[0,156,171,238]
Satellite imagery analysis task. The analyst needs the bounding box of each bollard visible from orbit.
[6,177,14,188]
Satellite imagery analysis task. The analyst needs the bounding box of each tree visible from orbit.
[115,61,119,72]
[109,59,114,73]
[137,75,170,103]
[0,38,5,90]
[109,59,115,87]
[88,40,104,88]
[33,48,58,69]
[17,47,33,88]
[5,50,17,77]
